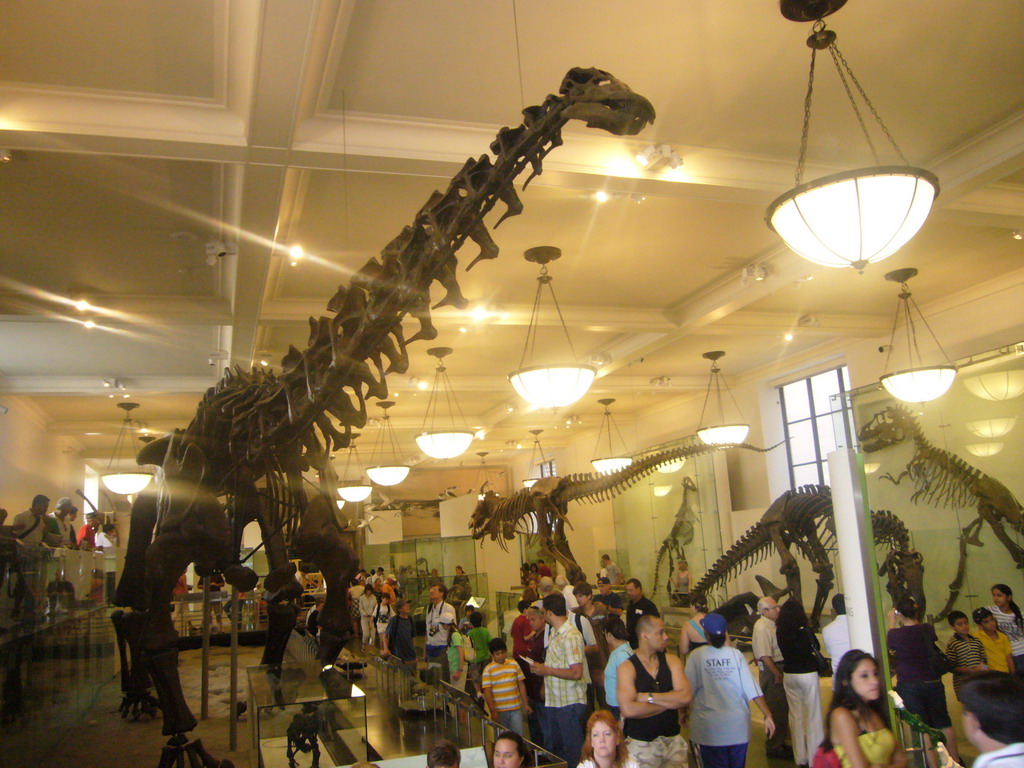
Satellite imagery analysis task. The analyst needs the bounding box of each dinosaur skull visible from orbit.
[559,67,655,136]
[857,406,907,453]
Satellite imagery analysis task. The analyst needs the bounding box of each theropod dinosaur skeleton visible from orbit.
[858,404,1024,618]
[690,485,926,628]
[113,68,655,766]
[470,442,773,579]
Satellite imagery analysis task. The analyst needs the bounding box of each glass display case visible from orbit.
[249,661,371,768]
[610,435,723,611]
[841,341,1024,622]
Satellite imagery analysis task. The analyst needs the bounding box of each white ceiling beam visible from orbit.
[0,376,216,396]
[259,299,677,333]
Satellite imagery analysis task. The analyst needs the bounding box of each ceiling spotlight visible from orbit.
[742,264,771,284]
[1013,230,1024,240]
[74,299,91,311]
[595,190,611,203]
[784,332,795,341]
[0,149,12,163]
[83,319,96,329]
[635,144,683,171]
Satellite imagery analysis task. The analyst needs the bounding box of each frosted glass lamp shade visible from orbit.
[697,423,750,446]
[338,485,372,502]
[880,366,956,403]
[416,431,474,459]
[965,418,1016,439]
[509,364,596,409]
[591,457,633,474]
[657,459,686,474]
[767,167,938,271]
[963,371,1024,401]
[863,462,881,475]
[102,472,152,495]
[652,485,673,497]
[965,443,1004,458]
[522,478,539,489]
[366,465,410,486]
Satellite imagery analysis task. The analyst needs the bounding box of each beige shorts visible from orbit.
[626,733,688,768]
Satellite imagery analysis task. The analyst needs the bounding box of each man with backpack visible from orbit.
[382,598,416,663]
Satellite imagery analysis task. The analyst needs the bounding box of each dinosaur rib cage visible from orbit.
[691,485,911,602]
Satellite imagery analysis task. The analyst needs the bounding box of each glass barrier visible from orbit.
[610,436,722,613]
[842,342,1024,622]
[249,661,370,768]
[0,539,116,767]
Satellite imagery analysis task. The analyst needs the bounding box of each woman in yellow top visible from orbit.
[821,650,907,768]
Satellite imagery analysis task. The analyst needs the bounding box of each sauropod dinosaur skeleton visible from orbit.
[113,68,655,766]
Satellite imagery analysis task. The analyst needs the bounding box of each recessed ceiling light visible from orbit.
[594,190,610,203]
[784,332,794,341]
[83,319,96,329]
[74,299,91,311]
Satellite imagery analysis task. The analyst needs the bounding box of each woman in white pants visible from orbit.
[776,600,824,768]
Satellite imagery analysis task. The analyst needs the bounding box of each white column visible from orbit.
[827,448,883,658]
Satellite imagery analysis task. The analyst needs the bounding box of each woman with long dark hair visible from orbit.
[577,709,638,768]
[776,600,824,768]
[886,596,961,766]
[820,650,906,768]
[987,583,1024,676]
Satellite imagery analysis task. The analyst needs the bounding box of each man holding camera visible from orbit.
[426,583,457,682]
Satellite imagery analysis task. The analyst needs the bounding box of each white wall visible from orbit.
[0,395,85,515]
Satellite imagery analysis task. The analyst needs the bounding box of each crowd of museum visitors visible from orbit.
[358,552,1024,768]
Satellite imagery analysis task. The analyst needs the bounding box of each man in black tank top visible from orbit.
[618,615,692,768]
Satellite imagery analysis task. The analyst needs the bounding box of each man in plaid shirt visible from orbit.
[528,593,587,768]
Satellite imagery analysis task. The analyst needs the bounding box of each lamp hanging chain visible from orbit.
[828,42,908,164]
[517,266,579,368]
[796,21,909,186]
[907,293,952,363]
[518,270,547,369]
[106,414,133,473]
[827,43,880,165]
[719,368,747,423]
[795,36,820,186]
[697,364,718,429]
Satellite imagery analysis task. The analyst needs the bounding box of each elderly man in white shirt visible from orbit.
[752,596,791,759]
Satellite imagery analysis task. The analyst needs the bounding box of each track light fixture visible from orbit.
[634,144,683,171]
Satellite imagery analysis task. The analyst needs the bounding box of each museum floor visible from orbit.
[41,641,982,768]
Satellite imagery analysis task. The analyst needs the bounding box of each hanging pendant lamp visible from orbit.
[590,398,633,474]
[878,268,956,403]
[508,247,596,409]
[696,351,750,445]
[365,401,410,486]
[522,429,549,489]
[338,434,372,502]
[416,347,474,460]
[101,402,153,495]
[766,2,938,272]
[475,451,498,500]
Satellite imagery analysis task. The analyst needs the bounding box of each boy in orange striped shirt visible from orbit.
[481,638,531,735]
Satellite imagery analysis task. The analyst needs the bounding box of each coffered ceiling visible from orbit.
[1,0,1023,472]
